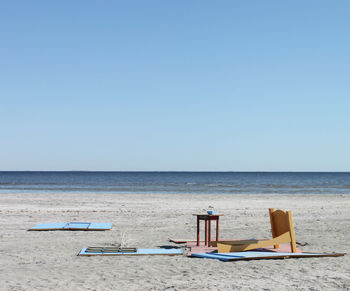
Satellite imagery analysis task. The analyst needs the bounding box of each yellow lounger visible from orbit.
[216,208,297,253]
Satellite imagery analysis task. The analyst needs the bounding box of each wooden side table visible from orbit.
[193,214,223,246]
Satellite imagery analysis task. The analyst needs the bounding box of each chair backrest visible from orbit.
[269,208,297,252]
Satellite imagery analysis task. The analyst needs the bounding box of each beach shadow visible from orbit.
[157,245,182,249]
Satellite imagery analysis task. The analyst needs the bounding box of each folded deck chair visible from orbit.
[216,208,297,253]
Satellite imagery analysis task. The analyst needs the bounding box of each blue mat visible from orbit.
[78,248,183,256]
[29,222,112,231]
[190,251,344,261]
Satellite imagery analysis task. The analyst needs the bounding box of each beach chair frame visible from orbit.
[217,208,297,253]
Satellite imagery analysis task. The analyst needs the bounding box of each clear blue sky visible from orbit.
[1,1,349,171]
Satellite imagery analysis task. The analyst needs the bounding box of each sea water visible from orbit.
[0,171,349,194]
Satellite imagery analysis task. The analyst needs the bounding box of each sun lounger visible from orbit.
[28,222,112,231]
[215,208,297,253]
[78,247,183,256]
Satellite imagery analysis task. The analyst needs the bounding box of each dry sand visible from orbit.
[0,193,349,290]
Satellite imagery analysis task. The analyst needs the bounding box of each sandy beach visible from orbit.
[0,193,349,290]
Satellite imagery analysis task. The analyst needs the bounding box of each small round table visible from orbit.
[193,214,223,246]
